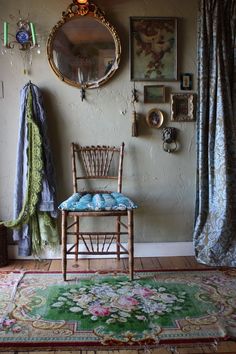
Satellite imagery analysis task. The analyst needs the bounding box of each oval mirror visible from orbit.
[47,1,121,89]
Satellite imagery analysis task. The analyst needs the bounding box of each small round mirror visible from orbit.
[47,2,121,89]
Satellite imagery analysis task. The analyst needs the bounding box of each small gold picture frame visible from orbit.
[146,108,164,128]
[144,85,165,103]
[170,93,196,122]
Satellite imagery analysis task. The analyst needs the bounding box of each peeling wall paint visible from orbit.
[0,0,198,243]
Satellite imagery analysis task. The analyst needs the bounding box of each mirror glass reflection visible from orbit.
[51,17,116,87]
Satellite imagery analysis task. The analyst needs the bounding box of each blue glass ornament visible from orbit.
[16,30,30,44]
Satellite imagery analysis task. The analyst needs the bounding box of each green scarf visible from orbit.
[3,89,58,255]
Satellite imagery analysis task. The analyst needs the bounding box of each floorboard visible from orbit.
[0,259,51,271]
[158,256,188,269]
[140,257,161,270]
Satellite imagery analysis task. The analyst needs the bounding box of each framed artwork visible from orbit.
[130,17,178,81]
[144,85,165,103]
[180,73,193,90]
[146,108,164,128]
[170,93,196,122]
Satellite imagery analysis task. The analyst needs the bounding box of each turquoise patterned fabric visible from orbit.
[193,0,236,266]
[59,192,137,211]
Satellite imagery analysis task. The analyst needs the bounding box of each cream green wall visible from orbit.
[0,0,198,245]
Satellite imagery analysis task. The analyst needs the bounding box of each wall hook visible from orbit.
[131,82,139,137]
[131,82,139,103]
[81,87,86,101]
[132,88,139,103]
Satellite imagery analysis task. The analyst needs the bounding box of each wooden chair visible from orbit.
[61,143,135,280]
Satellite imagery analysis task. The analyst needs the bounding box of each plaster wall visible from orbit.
[0,0,198,244]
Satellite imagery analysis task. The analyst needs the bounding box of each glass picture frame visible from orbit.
[170,93,196,122]
[144,85,165,103]
[130,17,178,81]
[180,73,193,90]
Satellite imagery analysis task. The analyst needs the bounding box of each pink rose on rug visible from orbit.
[89,304,110,317]
[133,287,156,297]
[2,319,16,327]
[12,326,21,333]
[117,296,139,309]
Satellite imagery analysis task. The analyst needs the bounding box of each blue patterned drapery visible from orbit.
[193,0,236,266]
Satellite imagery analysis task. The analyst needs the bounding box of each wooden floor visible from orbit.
[1,256,236,354]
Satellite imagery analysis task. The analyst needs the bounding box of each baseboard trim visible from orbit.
[8,242,194,260]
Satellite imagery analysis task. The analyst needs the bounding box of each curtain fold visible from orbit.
[193,0,236,266]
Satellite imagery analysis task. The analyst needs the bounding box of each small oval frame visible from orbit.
[146,108,164,129]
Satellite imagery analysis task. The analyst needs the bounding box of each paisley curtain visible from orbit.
[193,0,236,266]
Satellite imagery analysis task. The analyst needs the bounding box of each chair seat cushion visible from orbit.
[58,192,137,211]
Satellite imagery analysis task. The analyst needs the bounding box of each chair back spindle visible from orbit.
[71,143,124,194]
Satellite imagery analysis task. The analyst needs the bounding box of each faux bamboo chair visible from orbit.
[60,143,136,281]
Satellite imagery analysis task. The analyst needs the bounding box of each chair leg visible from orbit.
[62,211,68,281]
[128,210,134,281]
[75,216,79,262]
[116,216,121,260]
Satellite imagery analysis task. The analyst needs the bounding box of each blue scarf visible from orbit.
[12,82,58,256]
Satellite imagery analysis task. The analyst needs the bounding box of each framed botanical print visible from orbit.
[144,85,165,103]
[130,17,178,81]
[170,93,196,122]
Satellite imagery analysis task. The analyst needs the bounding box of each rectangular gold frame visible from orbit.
[144,85,165,103]
[170,93,196,122]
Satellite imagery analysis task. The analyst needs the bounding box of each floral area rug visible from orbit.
[0,269,236,350]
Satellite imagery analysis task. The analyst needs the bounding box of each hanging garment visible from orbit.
[3,82,58,256]
[193,0,236,266]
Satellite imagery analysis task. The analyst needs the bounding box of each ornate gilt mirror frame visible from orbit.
[47,0,121,89]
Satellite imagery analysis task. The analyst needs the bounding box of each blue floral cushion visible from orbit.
[58,192,137,211]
